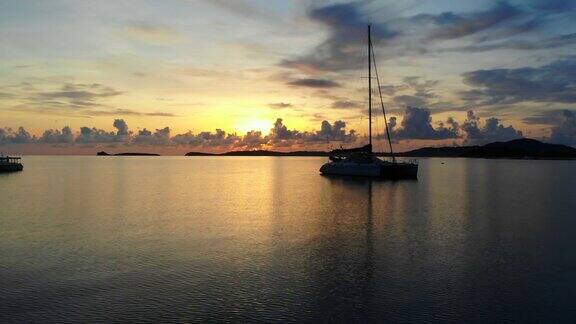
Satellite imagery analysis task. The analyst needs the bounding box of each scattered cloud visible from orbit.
[443,33,576,53]
[287,78,341,88]
[331,100,362,109]
[548,110,576,146]
[385,106,459,140]
[425,1,523,40]
[393,95,427,108]
[75,118,131,144]
[461,110,523,145]
[76,127,121,144]
[40,127,74,144]
[37,83,123,107]
[124,22,181,43]
[523,109,576,125]
[460,58,576,106]
[202,0,281,24]
[279,0,576,76]
[0,118,357,149]
[268,102,293,109]
[280,2,398,74]
[133,127,171,145]
[382,77,440,110]
[0,127,33,144]
[83,108,177,117]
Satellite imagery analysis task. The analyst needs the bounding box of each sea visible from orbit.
[1,156,575,323]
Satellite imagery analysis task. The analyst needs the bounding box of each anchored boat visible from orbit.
[320,25,418,179]
[0,155,23,172]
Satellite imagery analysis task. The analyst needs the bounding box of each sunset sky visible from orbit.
[1,0,576,154]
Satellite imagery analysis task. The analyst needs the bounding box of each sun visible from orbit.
[235,118,271,135]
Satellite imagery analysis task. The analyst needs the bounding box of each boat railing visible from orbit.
[0,156,22,164]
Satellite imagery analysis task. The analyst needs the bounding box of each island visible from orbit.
[185,139,576,160]
[391,138,576,159]
[185,150,328,157]
[97,151,160,156]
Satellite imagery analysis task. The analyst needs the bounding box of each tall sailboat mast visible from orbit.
[368,24,372,150]
[369,26,396,163]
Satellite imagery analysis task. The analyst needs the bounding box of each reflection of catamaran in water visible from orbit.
[320,25,418,179]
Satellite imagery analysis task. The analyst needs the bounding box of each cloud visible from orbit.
[171,129,240,147]
[331,100,362,109]
[387,106,459,140]
[124,22,180,43]
[203,0,280,24]
[381,77,440,109]
[83,109,177,117]
[526,0,576,11]
[460,58,576,105]
[268,102,293,109]
[0,92,15,99]
[235,130,268,149]
[133,127,171,145]
[39,127,74,144]
[379,85,408,96]
[173,118,357,149]
[548,110,576,146]
[75,127,120,144]
[461,111,523,144]
[4,82,125,117]
[278,0,574,77]
[4,82,179,118]
[0,127,33,144]
[523,109,576,125]
[314,120,357,142]
[444,33,576,53]
[269,118,299,141]
[280,2,398,73]
[287,78,341,88]
[37,83,123,107]
[427,1,522,40]
[0,118,358,150]
[393,95,427,108]
[75,119,132,144]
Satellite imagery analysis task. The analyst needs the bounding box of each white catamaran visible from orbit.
[320,25,418,179]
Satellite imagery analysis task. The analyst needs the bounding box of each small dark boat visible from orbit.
[320,25,418,179]
[0,155,23,172]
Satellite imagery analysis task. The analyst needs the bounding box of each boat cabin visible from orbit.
[0,156,21,164]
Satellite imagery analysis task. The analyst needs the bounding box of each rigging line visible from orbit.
[370,40,396,163]
[368,24,372,149]
[374,112,385,155]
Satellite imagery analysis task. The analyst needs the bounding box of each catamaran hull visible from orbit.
[320,162,417,179]
[0,163,23,172]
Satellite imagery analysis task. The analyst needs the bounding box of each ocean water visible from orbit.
[1,156,575,323]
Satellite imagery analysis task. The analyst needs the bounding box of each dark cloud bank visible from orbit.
[382,107,524,145]
[0,118,357,149]
[460,58,576,106]
[281,0,576,75]
[4,82,176,117]
[3,108,574,149]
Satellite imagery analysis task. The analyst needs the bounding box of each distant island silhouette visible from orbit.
[97,151,160,156]
[393,138,576,159]
[186,150,327,157]
[185,139,576,160]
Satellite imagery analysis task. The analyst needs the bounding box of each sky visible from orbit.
[1,0,576,154]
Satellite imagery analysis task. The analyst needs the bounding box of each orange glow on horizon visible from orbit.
[235,118,273,135]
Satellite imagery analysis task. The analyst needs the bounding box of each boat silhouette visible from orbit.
[0,155,23,172]
[320,25,418,179]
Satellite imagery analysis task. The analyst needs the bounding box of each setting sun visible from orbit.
[235,118,272,135]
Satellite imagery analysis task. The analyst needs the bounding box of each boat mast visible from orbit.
[370,32,396,163]
[368,24,372,151]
